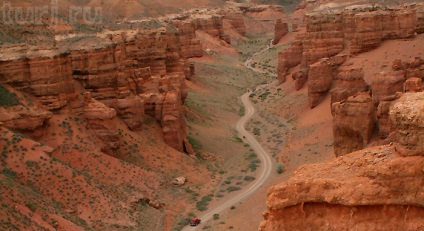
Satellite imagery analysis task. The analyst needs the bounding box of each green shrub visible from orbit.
[213,214,220,220]
[0,85,21,107]
[277,163,285,174]
[227,186,241,192]
[196,195,212,211]
[188,135,203,150]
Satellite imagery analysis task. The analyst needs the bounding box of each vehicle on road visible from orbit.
[189,218,201,226]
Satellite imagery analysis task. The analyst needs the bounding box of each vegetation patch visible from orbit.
[0,85,21,107]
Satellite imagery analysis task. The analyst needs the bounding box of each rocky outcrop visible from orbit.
[260,92,424,230]
[308,58,333,108]
[0,51,75,111]
[416,4,424,34]
[272,19,288,45]
[348,9,415,54]
[170,21,204,58]
[301,12,344,68]
[277,36,304,84]
[224,12,246,36]
[0,105,52,131]
[405,77,423,92]
[277,4,420,108]
[259,145,424,231]
[331,67,368,105]
[376,96,399,139]
[390,92,424,156]
[292,68,308,90]
[0,24,200,153]
[371,71,405,106]
[80,92,120,153]
[332,92,375,157]
[193,16,230,43]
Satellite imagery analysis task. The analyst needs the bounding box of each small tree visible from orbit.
[276,163,285,174]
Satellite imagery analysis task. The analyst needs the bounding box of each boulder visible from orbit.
[173,176,187,186]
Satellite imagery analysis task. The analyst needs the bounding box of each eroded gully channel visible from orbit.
[182,41,276,231]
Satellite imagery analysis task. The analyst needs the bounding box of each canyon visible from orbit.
[1,0,424,230]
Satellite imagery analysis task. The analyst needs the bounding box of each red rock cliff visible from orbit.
[259,92,424,231]
[0,24,201,153]
[277,4,420,107]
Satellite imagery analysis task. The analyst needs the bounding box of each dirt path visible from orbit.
[182,42,275,231]
[182,92,273,230]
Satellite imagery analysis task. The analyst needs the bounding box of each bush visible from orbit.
[277,163,285,174]
[188,135,203,150]
[196,195,212,211]
[0,85,21,107]
[244,176,255,182]
[227,186,241,192]
[213,214,220,220]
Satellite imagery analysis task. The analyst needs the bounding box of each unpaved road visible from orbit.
[182,92,273,230]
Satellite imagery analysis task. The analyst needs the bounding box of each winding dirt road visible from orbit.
[182,92,273,230]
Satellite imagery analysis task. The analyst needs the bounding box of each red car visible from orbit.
[189,218,201,226]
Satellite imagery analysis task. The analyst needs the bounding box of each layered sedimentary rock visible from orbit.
[192,15,230,43]
[348,9,416,54]
[331,67,368,105]
[376,96,400,139]
[260,92,424,230]
[390,92,424,156]
[308,58,333,108]
[301,12,345,68]
[277,4,420,108]
[0,105,52,131]
[272,19,288,45]
[0,24,200,153]
[332,92,375,157]
[292,68,308,90]
[0,51,75,110]
[416,4,424,34]
[371,71,405,105]
[277,37,304,84]
[223,12,246,36]
[170,21,204,58]
[259,145,424,231]
[405,77,423,92]
[81,92,120,153]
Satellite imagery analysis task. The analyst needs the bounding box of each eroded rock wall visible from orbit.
[260,92,424,231]
[0,25,201,153]
[277,4,420,107]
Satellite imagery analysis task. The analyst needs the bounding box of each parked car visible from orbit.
[189,218,201,226]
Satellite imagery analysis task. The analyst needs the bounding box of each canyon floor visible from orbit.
[1,1,423,231]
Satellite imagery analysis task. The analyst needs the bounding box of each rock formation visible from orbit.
[272,19,288,45]
[405,77,423,92]
[0,104,52,131]
[308,58,333,108]
[224,12,246,36]
[0,51,75,111]
[331,67,368,105]
[292,68,308,90]
[371,71,405,106]
[277,4,422,108]
[277,36,304,84]
[0,23,201,153]
[259,145,424,231]
[332,92,375,157]
[376,96,399,139]
[80,92,121,153]
[390,92,424,156]
[260,92,424,231]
